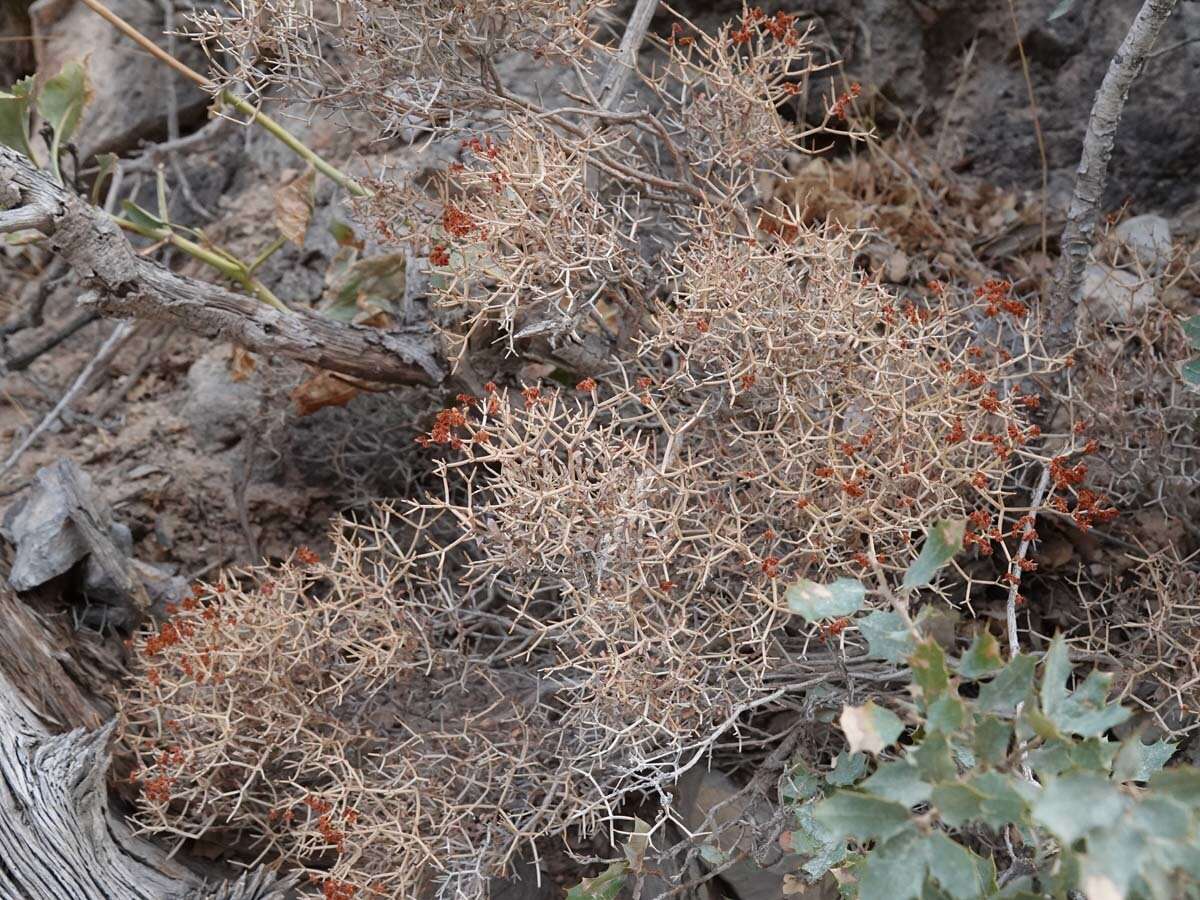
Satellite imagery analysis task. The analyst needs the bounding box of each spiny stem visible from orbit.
[75,0,371,198]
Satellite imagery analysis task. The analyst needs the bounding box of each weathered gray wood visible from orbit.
[0,663,297,899]
[0,589,296,899]
[0,146,444,386]
[1054,0,1179,331]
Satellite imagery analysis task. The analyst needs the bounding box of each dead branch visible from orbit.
[595,0,658,112]
[0,147,444,386]
[1055,0,1179,328]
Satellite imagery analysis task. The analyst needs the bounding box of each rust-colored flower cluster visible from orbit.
[829,82,862,120]
[975,279,1028,318]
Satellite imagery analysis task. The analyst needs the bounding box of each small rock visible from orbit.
[0,461,119,590]
[1081,263,1155,325]
[884,249,909,283]
[1114,215,1172,274]
[82,556,187,627]
[182,344,265,451]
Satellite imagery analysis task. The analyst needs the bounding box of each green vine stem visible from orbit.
[76,0,371,199]
[113,216,291,313]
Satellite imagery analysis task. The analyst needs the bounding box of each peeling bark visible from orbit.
[0,147,444,387]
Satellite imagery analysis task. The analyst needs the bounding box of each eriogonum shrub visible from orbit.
[121,545,599,899]
[116,2,1104,897]
[121,218,1063,896]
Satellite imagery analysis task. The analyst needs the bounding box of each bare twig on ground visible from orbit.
[1,259,67,337]
[2,309,100,372]
[1055,0,1179,326]
[93,325,175,419]
[1,321,134,478]
[0,147,444,385]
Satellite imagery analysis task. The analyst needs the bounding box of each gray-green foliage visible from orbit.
[1182,315,1200,390]
[780,521,1199,900]
[781,631,1198,899]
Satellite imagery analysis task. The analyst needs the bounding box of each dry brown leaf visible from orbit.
[229,346,256,382]
[274,167,316,246]
[291,370,360,416]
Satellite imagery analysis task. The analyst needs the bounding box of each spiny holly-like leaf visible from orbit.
[858,610,915,663]
[1130,795,1192,840]
[913,732,957,783]
[855,829,925,900]
[827,750,869,786]
[840,701,904,755]
[790,804,847,881]
[1080,820,1147,900]
[902,519,965,590]
[1026,738,1075,780]
[926,694,967,735]
[1032,772,1127,844]
[786,577,865,623]
[977,653,1036,715]
[812,790,912,842]
[910,639,951,705]
[972,715,1012,767]
[782,757,823,801]
[1149,767,1200,804]
[862,760,930,808]
[967,771,1033,829]
[957,630,1005,679]
[925,831,993,899]
[1070,737,1119,773]
[565,861,626,900]
[0,75,35,159]
[1113,738,1178,784]
[1040,635,1130,737]
[931,781,984,828]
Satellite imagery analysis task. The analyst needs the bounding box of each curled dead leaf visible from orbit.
[291,370,360,417]
[228,347,256,382]
[275,167,316,246]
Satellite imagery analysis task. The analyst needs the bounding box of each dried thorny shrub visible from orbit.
[418,121,650,358]
[191,0,611,129]
[123,226,1060,895]
[121,543,584,899]
[1071,546,1200,738]
[653,10,837,173]
[116,2,1136,897]
[1068,298,1200,515]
